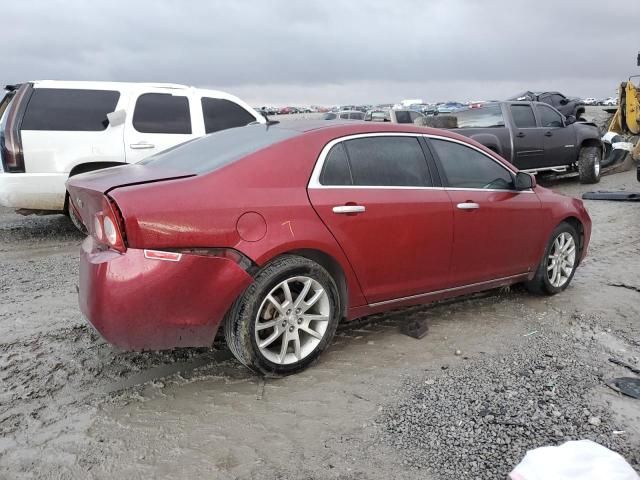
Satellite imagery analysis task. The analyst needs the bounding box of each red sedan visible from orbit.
[67,121,591,375]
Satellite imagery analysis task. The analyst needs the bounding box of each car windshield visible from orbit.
[140,124,297,174]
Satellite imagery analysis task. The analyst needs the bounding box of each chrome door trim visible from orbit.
[368,273,529,308]
[307,131,534,194]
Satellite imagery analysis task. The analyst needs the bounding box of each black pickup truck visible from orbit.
[439,101,602,184]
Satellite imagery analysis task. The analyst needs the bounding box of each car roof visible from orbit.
[32,80,190,90]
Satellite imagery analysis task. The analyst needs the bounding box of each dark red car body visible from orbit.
[67,121,591,351]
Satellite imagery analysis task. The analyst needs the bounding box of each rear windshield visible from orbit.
[139,124,297,174]
[454,104,505,128]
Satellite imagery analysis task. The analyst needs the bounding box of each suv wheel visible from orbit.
[224,255,340,376]
[578,145,601,184]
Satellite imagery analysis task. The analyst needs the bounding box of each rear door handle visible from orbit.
[129,142,155,150]
[332,205,366,214]
[516,132,525,138]
[544,131,553,137]
[457,202,480,210]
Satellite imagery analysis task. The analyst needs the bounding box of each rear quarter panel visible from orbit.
[109,131,369,309]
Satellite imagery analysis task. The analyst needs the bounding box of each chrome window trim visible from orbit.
[308,132,533,194]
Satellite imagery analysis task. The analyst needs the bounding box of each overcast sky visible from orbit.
[3,0,639,105]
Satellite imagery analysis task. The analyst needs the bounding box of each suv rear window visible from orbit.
[140,124,297,174]
[454,104,505,128]
[133,93,191,134]
[201,97,256,134]
[21,88,120,131]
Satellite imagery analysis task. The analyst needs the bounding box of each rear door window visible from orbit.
[510,105,536,128]
[201,97,256,134]
[455,104,505,128]
[133,93,191,134]
[343,136,431,186]
[21,88,120,131]
[430,138,514,190]
[320,143,352,185]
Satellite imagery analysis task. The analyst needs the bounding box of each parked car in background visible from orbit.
[508,91,585,120]
[437,102,466,113]
[67,121,591,375]
[602,97,618,106]
[364,109,424,123]
[582,98,597,105]
[424,101,602,183]
[0,81,263,229]
[323,110,365,120]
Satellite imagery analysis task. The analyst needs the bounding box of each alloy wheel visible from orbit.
[255,276,330,365]
[546,232,576,288]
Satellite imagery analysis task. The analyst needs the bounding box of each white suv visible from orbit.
[0,80,264,220]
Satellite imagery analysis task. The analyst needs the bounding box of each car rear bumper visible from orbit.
[0,172,67,211]
[79,237,253,351]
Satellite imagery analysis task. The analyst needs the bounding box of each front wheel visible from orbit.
[224,255,340,376]
[578,146,601,184]
[526,222,579,295]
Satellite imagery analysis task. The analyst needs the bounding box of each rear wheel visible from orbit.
[224,255,340,376]
[526,222,579,295]
[578,145,601,184]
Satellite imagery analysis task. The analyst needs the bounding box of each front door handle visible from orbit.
[544,131,553,137]
[516,132,525,138]
[457,202,480,210]
[332,205,366,214]
[129,142,155,150]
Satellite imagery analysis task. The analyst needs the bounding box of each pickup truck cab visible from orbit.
[442,101,602,184]
[0,81,263,218]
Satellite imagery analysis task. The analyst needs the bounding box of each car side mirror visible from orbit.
[515,171,536,190]
[560,98,569,105]
[564,115,576,126]
[106,109,126,127]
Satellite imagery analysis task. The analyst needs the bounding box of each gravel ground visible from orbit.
[1,109,639,479]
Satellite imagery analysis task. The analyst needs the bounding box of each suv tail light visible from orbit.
[92,196,126,253]
[1,83,32,173]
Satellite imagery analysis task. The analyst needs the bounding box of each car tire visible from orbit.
[525,222,580,296]
[224,255,341,376]
[578,145,601,184]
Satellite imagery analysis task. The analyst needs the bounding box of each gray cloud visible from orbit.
[2,0,638,104]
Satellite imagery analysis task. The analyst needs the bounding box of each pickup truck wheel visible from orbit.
[224,255,340,376]
[578,146,601,184]
[526,222,579,295]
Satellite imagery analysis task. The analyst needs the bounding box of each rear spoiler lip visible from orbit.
[103,174,196,195]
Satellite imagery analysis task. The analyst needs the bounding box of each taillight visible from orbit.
[92,196,126,252]
[1,83,32,173]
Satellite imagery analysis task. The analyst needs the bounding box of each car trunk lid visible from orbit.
[66,164,194,232]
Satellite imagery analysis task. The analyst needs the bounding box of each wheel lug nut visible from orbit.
[281,321,286,327]
[295,308,301,314]
[289,326,294,332]
[297,318,303,324]
[286,309,291,315]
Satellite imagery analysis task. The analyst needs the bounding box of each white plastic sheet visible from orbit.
[510,440,639,480]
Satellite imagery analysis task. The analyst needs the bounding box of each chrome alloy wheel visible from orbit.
[547,232,576,288]
[255,276,330,365]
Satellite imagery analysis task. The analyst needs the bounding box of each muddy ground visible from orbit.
[1,115,639,478]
